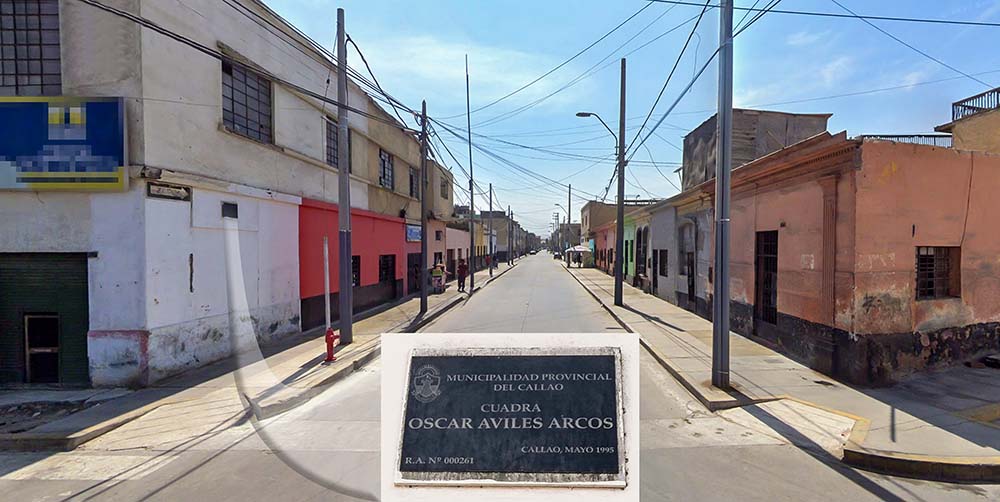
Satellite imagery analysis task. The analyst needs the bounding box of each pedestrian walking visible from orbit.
[431,262,445,293]
[457,258,469,292]
[575,253,583,268]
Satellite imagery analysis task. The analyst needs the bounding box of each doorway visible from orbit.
[406,252,422,294]
[0,253,89,384]
[754,231,779,337]
[685,252,695,309]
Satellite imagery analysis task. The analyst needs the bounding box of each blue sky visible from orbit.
[265,0,1000,235]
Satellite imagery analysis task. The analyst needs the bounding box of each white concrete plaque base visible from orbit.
[380,332,640,502]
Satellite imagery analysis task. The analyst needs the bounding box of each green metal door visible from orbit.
[0,253,90,384]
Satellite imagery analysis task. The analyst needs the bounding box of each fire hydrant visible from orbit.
[324,327,341,362]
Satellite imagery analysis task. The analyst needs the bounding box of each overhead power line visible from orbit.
[627,0,713,154]
[77,0,418,133]
[438,2,655,119]
[627,0,780,160]
[473,8,696,128]
[645,0,1000,27]
[829,0,993,89]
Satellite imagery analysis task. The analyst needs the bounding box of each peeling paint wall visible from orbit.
[855,142,1000,335]
[144,181,301,382]
[729,181,828,325]
[682,110,830,190]
[852,142,1000,377]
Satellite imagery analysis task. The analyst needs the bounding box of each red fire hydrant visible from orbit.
[324,327,341,362]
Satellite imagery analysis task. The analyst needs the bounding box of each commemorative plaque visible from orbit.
[396,347,625,486]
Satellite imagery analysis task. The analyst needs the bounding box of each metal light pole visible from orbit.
[567,184,572,266]
[419,100,429,314]
[466,55,475,292]
[488,183,493,276]
[712,0,734,389]
[336,8,353,344]
[508,206,513,265]
[574,59,625,305]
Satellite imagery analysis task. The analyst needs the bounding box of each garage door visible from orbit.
[0,253,90,384]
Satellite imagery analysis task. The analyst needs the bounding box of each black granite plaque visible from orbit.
[397,348,624,483]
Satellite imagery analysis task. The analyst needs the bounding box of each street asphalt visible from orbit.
[0,254,997,501]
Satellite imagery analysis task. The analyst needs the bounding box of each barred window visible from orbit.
[0,0,61,96]
[658,249,669,277]
[378,149,394,189]
[916,246,961,299]
[409,167,419,199]
[222,60,272,143]
[325,119,351,173]
[378,254,395,283]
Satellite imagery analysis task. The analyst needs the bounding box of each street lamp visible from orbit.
[575,112,618,145]
[577,102,626,306]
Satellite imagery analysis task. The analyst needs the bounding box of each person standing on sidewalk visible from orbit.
[457,258,469,292]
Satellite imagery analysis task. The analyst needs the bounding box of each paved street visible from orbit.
[0,255,997,501]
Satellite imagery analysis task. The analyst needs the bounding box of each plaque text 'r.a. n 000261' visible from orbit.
[396,347,625,486]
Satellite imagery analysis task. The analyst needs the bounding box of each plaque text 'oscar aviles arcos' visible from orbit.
[398,349,625,483]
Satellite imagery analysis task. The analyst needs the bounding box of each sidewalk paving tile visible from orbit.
[565,264,1000,482]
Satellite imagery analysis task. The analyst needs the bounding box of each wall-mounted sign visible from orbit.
[406,224,422,242]
[0,97,127,191]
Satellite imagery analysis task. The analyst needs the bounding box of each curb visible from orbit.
[246,337,382,420]
[0,399,174,452]
[842,447,1000,484]
[564,265,1000,484]
[246,260,520,420]
[561,265,753,412]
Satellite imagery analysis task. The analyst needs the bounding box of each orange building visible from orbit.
[677,127,1000,385]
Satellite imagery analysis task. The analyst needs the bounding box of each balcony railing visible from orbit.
[952,87,1000,121]
[858,134,953,148]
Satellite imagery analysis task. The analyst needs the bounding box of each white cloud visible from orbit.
[786,30,829,47]
[820,56,854,87]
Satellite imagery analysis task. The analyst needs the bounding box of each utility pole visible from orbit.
[508,206,513,265]
[419,100,429,314]
[466,55,475,293]
[336,8,353,344]
[613,58,626,307]
[712,0,734,389]
[488,183,494,276]
[566,184,572,266]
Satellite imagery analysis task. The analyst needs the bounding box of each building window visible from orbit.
[325,120,351,173]
[916,246,961,299]
[409,167,419,199]
[222,60,272,143]
[433,251,443,265]
[440,177,450,199]
[0,0,61,96]
[351,255,361,287]
[378,149,394,189]
[435,230,443,241]
[378,254,395,283]
[658,249,668,277]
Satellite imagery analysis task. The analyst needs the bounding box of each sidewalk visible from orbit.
[0,260,519,451]
[565,265,1000,483]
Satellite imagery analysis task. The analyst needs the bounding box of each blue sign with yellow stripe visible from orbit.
[0,96,127,191]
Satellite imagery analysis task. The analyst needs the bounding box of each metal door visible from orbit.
[754,231,779,335]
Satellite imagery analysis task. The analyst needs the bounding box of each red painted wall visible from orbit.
[299,198,405,299]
